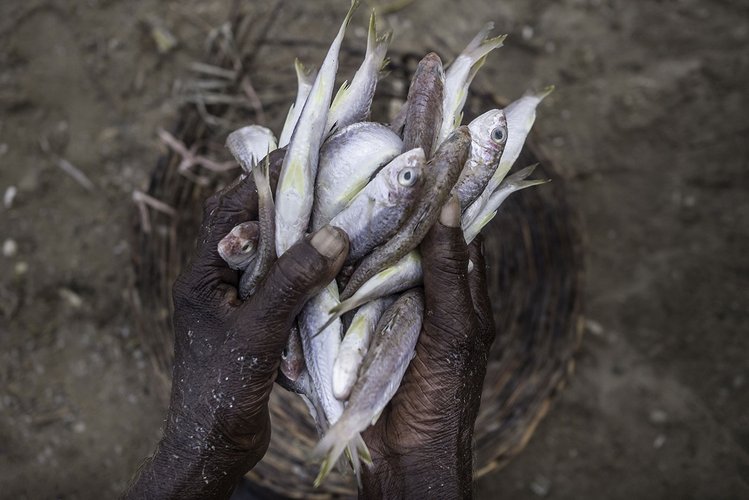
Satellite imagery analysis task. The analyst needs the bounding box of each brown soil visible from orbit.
[1,0,747,498]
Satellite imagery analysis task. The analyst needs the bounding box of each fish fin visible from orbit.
[467,53,489,83]
[253,151,272,195]
[371,408,383,426]
[312,297,364,338]
[331,80,351,111]
[453,110,463,129]
[503,175,551,192]
[354,433,372,464]
[503,162,539,182]
[471,209,498,239]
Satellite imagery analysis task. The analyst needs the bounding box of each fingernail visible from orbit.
[310,226,346,259]
[439,195,461,228]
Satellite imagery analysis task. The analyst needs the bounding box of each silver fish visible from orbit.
[314,289,424,485]
[326,11,392,133]
[298,282,345,428]
[279,59,317,148]
[452,108,508,210]
[341,126,471,300]
[438,24,506,144]
[275,0,360,256]
[332,296,395,400]
[402,52,444,158]
[329,148,425,263]
[463,86,553,226]
[237,156,275,299]
[226,125,277,174]
[280,322,305,384]
[312,122,403,230]
[324,251,422,329]
[462,164,549,244]
[217,221,259,271]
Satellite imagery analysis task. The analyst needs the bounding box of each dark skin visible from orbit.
[125,155,494,499]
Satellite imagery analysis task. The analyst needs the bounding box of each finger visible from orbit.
[419,196,476,355]
[240,225,349,348]
[468,235,495,347]
[193,148,287,273]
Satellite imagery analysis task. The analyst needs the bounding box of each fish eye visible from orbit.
[241,242,253,253]
[398,167,418,187]
[491,127,506,143]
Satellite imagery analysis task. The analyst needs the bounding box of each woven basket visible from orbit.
[130,6,583,498]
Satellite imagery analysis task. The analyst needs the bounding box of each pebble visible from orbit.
[59,288,84,309]
[653,434,666,449]
[72,421,87,433]
[3,186,16,208]
[530,475,551,496]
[649,409,668,424]
[15,261,28,275]
[3,238,17,257]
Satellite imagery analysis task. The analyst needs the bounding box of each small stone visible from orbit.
[3,186,16,208]
[58,288,83,309]
[521,25,534,41]
[73,421,86,433]
[649,409,668,424]
[530,475,551,496]
[3,239,17,257]
[653,434,666,449]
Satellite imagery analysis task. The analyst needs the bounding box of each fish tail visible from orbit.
[525,84,555,101]
[367,10,393,64]
[294,57,317,87]
[464,23,506,63]
[313,416,369,487]
[253,154,273,205]
[312,305,346,338]
[343,0,361,31]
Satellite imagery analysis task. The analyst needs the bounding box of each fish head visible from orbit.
[217,221,260,269]
[468,108,508,166]
[226,125,278,172]
[383,147,426,205]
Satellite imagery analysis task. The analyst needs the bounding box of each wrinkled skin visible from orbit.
[361,212,494,498]
[125,153,349,499]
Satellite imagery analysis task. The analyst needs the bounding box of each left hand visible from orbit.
[126,168,349,499]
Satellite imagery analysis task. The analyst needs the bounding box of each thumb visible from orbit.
[241,225,349,345]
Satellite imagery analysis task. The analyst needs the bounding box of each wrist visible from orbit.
[361,432,473,499]
[124,415,266,500]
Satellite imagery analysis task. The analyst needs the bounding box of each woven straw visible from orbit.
[130,6,583,497]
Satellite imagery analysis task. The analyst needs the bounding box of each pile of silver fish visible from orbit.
[216,0,551,485]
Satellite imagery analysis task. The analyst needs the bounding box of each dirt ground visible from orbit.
[1,0,748,498]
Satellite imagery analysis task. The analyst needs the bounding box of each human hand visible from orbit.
[126,154,349,500]
[361,197,495,499]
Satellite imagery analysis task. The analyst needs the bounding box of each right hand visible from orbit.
[361,197,496,498]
